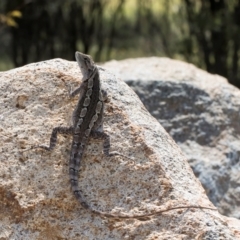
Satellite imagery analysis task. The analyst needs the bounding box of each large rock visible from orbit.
[102,57,240,220]
[0,59,239,239]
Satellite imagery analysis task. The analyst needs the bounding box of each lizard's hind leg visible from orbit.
[38,126,74,151]
[90,130,135,161]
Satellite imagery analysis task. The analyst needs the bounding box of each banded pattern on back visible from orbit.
[69,54,104,208]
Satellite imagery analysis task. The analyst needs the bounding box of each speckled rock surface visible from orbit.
[102,57,240,221]
[0,59,239,239]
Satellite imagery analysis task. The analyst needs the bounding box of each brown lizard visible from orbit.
[36,51,217,219]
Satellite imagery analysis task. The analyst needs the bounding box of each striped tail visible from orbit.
[69,143,90,209]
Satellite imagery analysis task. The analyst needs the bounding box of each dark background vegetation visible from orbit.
[0,0,240,88]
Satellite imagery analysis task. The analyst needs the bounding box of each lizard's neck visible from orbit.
[82,66,97,82]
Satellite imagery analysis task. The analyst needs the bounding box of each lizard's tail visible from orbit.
[69,145,217,219]
[69,145,91,209]
[91,205,218,219]
[70,167,217,219]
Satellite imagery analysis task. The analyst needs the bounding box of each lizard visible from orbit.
[35,51,217,219]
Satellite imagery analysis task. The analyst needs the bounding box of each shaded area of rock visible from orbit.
[102,57,240,220]
[0,59,239,239]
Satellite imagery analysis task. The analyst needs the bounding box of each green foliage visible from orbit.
[0,10,22,27]
[183,0,240,87]
[0,0,240,88]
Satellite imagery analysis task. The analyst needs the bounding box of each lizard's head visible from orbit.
[75,51,95,81]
